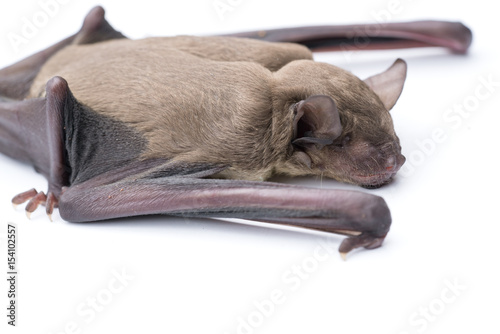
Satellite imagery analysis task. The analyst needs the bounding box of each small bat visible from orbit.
[0,7,472,258]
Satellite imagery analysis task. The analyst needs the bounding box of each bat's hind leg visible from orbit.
[2,77,74,220]
[0,6,125,100]
[1,6,127,219]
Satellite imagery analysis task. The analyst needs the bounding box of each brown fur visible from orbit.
[29,35,405,185]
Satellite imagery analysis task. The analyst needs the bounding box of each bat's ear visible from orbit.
[73,6,126,45]
[292,95,343,149]
[364,59,407,111]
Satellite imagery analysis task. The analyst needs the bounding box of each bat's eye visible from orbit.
[334,135,351,149]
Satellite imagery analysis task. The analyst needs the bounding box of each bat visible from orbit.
[0,6,472,258]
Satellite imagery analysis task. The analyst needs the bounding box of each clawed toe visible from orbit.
[12,188,38,208]
[26,191,48,218]
[11,188,59,221]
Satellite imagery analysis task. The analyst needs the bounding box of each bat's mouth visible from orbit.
[357,172,396,189]
[356,153,406,189]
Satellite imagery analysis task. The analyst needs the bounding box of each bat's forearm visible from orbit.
[223,20,472,54]
[58,170,391,256]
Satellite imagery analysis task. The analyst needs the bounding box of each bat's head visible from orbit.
[277,59,407,188]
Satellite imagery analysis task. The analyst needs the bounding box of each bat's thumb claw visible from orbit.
[339,233,388,258]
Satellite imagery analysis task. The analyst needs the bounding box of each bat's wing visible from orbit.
[55,159,391,258]
[2,77,79,219]
[0,6,125,100]
[4,75,150,220]
[223,20,473,54]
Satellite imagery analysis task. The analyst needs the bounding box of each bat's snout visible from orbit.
[358,153,405,189]
[353,143,406,189]
[384,153,406,173]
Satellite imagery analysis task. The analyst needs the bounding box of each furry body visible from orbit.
[30,36,402,184]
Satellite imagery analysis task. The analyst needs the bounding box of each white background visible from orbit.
[1,0,499,333]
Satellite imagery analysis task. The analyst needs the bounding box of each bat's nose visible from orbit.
[384,154,405,173]
[377,141,405,173]
[384,156,397,171]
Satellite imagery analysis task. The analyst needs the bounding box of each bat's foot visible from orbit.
[338,232,387,260]
[12,188,59,221]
